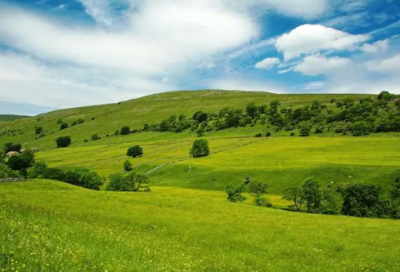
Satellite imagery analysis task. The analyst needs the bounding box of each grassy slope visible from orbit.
[0,90,373,150]
[0,114,29,121]
[1,180,400,272]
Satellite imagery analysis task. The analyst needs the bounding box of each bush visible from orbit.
[60,123,69,130]
[265,131,271,137]
[226,183,246,203]
[107,172,149,192]
[254,195,272,207]
[35,126,43,135]
[248,181,268,196]
[341,183,382,218]
[4,143,21,153]
[300,126,311,137]
[350,121,370,136]
[120,126,131,135]
[28,161,48,179]
[56,136,71,148]
[127,145,143,158]
[7,150,35,172]
[197,128,205,137]
[190,139,210,158]
[0,164,22,178]
[91,134,100,141]
[124,160,133,172]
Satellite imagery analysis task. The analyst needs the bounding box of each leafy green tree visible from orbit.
[197,128,205,137]
[28,161,48,179]
[56,136,71,148]
[35,126,43,135]
[190,139,210,158]
[107,172,149,192]
[300,126,311,137]
[0,164,22,178]
[246,102,258,119]
[350,121,370,136]
[341,183,382,217]
[4,143,21,153]
[300,178,322,213]
[282,187,304,211]
[226,183,247,203]
[7,150,35,172]
[248,181,268,196]
[60,123,69,130]
[124,160,133,172]
[70,168,103,190]
[377,91,395,101]
[389,178,400,218]
[120,126,131,135]
[127,145,143,158]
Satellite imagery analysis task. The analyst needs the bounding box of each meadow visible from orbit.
[2,180,400,272]
[1,90,400,271]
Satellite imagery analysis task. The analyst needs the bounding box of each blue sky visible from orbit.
[0,0,399,115]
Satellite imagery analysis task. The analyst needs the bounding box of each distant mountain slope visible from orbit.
[0,90,373,149]
[0,114,30,121]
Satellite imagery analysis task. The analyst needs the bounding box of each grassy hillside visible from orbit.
[0,90,373,150]
[1,180,400,271]
[0,114,29,121]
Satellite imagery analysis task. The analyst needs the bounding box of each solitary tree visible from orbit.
[127,145,143,158]
[35,126,43,135]
[120,126,131,135]
[56,136,71,148]
[60,123,69,130]
[190,139,210,158]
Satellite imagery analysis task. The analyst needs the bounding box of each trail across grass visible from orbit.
[1,180,400,271]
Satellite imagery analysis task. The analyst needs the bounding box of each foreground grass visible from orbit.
[1,180,400,271]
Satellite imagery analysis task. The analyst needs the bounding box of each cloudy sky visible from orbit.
[0,0,399,115]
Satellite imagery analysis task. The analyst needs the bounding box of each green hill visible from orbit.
[1,180,400,271]
[0,114,29,122]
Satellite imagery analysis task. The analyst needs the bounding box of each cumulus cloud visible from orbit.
[365,54,400,73]
[255,57,280,69]
[295,55,351,76]
[361,39,389,52]
[275,24,369,60]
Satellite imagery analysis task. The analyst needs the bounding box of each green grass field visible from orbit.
[1,90,400,271]
[1,180,400,271]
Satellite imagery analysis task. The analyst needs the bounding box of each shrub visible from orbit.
[120,126,131,135]
[56,136,71,148]
[0,164,22,178]
[60,123,69,130]
[7,150,35,172]
[350,121,370,136]
[197,128,205,137]
[341,183,382,218]
[254,133,263,137]
[190,139,210,158]
[226,183,246,203]
[124,160,133,172]
[91,134,100,141]
[248,181,268,196]
[127,145,143,158]
[254,195,272,207]
[35,126,43,135]
[4,143,21,153]
[300,126,311,137]
[28,161,48,179]
[107,172,149,192]
[265,131,271,137]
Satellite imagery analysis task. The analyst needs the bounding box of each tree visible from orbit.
[248,181,268,196]
[91,134,100,141]
[377,91,395,101]
[190,139,210,158]
[120,126,131,135]
[282,187,304,211]
[246,102,258,119]
[341,183,382,218]
[226,183,247,203]
[28,161,48,179]
[4,143,21,153]
[107,172,149,192]
[300,126,311,137]
[7,150,35,172]
[197,128,205,137]
[270,100,280,109]
[60,123,69,130]
[127,145,143,158]
[124,160,133,172]
[350,121,370,136]
[390,178,400,218]
[35,126,43,135]
[56,136,71,148]
[300,178,322,213]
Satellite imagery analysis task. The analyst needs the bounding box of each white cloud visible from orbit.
[365,54,400,73]
[295,55,351,76]
[275,24,369,60]
[361,39,389,52]
[207,77,284,93]
[77,0,113,26]
[255,57,280,69]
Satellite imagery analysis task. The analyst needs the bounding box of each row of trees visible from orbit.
[113,91,399,138]
[283,178,400,219]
